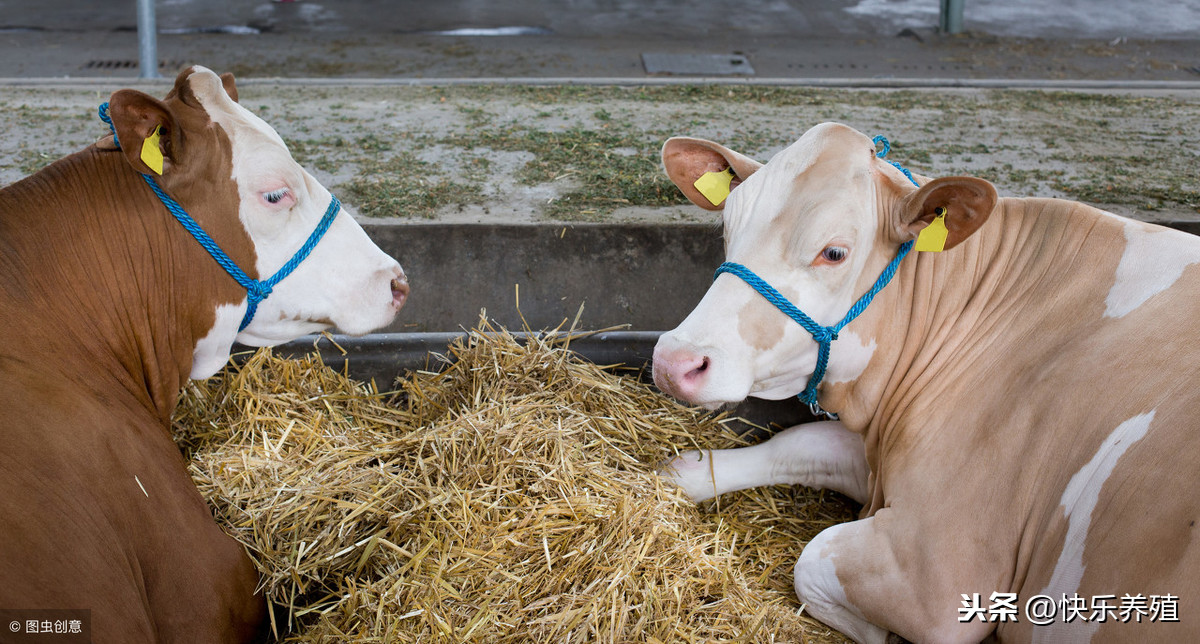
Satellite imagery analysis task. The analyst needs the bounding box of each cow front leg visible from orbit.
[660,420,869,503]
[795,521,892,644]
[795,515,999,644]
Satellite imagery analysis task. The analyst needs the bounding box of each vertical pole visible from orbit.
[940,0,964,34]
[137,0,160,78]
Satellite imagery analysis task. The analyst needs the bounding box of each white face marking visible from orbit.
[185,68,405,352]
[191,304,243,379]
[1105,221,1200,318]
[1035,410,1155,643]
[826,331,877,385]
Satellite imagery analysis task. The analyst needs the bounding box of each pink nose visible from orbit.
[652,344,712,402]
[390,268,410,310]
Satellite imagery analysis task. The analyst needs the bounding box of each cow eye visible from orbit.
[820,246,849,264]
[263,188,290,205]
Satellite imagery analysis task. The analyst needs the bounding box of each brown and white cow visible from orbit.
[0,67,408,642]
[653,122,1199,642]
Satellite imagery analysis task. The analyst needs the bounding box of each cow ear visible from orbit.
[895,176,997,250]
[661,137,763,211]
[106,89,180,177]
[219,72,238,102]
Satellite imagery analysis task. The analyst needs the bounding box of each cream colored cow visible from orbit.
[653,122,1199,642]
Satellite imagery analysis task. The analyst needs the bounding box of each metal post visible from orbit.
[939,0,964,34]
[136,0,160,78]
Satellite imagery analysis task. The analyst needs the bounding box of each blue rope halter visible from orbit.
[713,135,920,419]
[98,102,340,332]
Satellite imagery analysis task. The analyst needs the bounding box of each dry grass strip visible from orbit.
[173,323,856,643]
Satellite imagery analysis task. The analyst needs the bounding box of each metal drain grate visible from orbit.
[83,59,182,70]
[641,53,755,76]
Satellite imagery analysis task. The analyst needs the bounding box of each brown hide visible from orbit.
[823,197,1200,641]
[0,69,266,642]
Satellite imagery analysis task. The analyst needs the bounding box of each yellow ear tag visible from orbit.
[914,206,949,252]
[140,125,164,176]
[693,167,736,206]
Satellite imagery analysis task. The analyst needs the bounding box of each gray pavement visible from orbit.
[2,1,1199,335]
[1,0,1198,82]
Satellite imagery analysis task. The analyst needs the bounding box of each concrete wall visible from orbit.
[369,222,724,334]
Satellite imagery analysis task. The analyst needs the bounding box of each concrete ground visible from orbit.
[1,0,1198,82]
[3,82,1198,335]
[2,1,1198,334]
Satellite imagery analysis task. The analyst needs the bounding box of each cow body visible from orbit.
[654,123,1199,642]
[0,67,408,642]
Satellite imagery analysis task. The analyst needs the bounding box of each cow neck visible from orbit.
[0,146,247,426]
[825,198,1127,508]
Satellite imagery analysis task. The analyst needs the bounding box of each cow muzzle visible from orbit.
[652,343,710,403]
[651,336,750,410]
[390,271,410,310]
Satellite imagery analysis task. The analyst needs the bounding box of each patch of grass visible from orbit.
[543,153,683,220]
[456,152,494,183]
[1041,153,1200,211]
[8,85,1194,223]
[287,131,399,176]
[288,86,1197,220]
[15,148,57,175]
[456,105,495,128]
[930,142,992,156]
[341,151,481,219]
[1007,166,1067,186]
[1054,176,1198,212]
[430,85,1197,125]
[1006,90,1167,112]
[475,84,840,109]
[355,133,394,153]
[286,137,343,173]
[9,104,79,128]
[896,145,933,166]
[440,125,689,220]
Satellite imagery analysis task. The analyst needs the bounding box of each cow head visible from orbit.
[653,123,996,410]
[104,66,408,378]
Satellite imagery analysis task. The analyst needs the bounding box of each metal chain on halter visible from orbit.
[713,134,921,420]
[98,102,340,331]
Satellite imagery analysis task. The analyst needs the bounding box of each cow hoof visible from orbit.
[658,450,718,503]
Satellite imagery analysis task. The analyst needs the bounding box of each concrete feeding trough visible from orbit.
[264,221,814,430]
[207,223,838,644]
